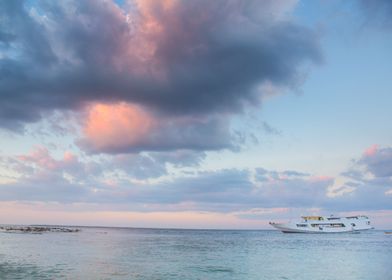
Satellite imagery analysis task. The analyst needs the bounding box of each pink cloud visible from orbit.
[82,102,155,152]
[17,147,80,172]
[18,146,58,170]
[78,102,233,153]
[359,145,392,177]
[10,147,89,184]
[309,175,334,183]
[363,144,379,157]
[63,151,76,163]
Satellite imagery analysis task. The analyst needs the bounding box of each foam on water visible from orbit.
[0,227,391,279]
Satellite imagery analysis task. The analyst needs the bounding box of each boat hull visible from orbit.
[269,216,374,233]
[270,223,372,233]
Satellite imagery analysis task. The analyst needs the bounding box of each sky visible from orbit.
[0,0,391,229]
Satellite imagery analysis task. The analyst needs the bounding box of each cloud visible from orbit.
[330,145,392,210]
[261,122,282,136]
[2,144,392,212]
[1,145,201,185]
[1,146,102,184]
[358,0,392,28]
[79,102,155,153]
[0,149,334,212]
[78,102,235,153]
[112,150,206,180]
[359,145,392,178]
[0,0,321,131]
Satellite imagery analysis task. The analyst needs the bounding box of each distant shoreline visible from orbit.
[0,225,80,234]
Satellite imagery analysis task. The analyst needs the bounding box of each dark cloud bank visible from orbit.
[0,0,321,133]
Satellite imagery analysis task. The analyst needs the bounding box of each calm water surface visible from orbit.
[0,227,391,279]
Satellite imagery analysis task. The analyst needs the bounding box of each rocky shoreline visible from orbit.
[0,226,80,234]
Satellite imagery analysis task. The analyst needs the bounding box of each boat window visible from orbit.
[312,223,345,227]
[351,223,356,227]
[327,217,340,220]
[302,216,323,221]
[330,223,345,227]
[296,224,307,227]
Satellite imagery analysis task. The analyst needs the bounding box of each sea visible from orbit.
[0,227,391,280]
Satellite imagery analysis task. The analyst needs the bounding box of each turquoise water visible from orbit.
[0,227,391,279]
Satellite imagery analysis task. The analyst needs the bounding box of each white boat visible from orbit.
[269,215,373,233]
